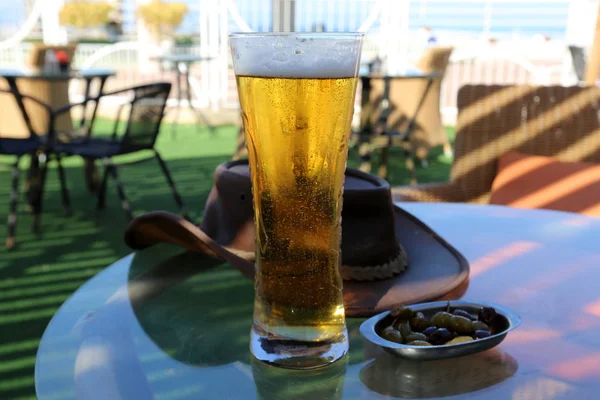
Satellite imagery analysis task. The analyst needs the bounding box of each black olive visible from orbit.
[474,330,491,339]
[453,309,475,321]
[422,326,437,337]
[478,307,497,325]
[429,328,453,345]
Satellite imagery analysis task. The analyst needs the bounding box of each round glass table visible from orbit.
[35,203,600,399]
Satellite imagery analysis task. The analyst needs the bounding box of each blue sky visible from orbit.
[0,0,571,40]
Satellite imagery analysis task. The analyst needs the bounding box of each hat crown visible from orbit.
[200,160,403,280]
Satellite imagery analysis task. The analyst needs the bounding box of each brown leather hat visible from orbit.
[124,160,470,316]
[198,160,407,281]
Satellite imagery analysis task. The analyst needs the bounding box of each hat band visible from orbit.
[340,245,408,281]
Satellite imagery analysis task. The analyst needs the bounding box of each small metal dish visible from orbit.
[359,300,521,361]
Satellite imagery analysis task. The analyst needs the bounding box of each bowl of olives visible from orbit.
[359,301,521,361]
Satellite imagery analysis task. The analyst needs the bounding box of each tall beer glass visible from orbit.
[230,33,363,369]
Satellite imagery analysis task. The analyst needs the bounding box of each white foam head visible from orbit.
[230,33,363,78]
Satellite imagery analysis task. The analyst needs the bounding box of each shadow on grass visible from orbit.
[0,151,232,399]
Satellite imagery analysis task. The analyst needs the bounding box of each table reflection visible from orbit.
[360,346,518,398]
[251,355,348,400]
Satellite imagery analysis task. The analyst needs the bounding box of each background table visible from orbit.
[357,69,439,183]
[35,203,600,399]
[154,54,215,136]
[0,68,115,138]
[0,68,116,197]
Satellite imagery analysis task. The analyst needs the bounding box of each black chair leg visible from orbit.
[97,163,109,210]
[24,151,39,211]
[32,157,49,233]
[358,141,374,174]
[6,158,21,249]
[103,158,134,220]
[378,147,390,180]
[56,154,72,217]
[404,149,418,185]
[155,151,189,220]
[83,157,99,193]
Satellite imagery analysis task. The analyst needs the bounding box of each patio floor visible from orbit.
[0,123,453,399]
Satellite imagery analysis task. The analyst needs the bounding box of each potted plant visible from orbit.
[59,0,114,41]
[137,0,189,53]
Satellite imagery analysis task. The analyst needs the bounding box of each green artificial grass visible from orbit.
[0,123,453,399]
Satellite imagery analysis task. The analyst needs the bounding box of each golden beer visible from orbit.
[230,33,363,369]
[237,76,357,342]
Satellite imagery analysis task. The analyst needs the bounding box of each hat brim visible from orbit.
[124,206,469,318]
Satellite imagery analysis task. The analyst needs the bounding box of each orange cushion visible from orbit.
[490,151,600,217]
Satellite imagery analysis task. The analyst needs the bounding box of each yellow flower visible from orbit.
[137,0,189,35]
[59,1,114,28]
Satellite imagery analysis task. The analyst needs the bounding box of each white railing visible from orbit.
[0,0,587,120]
[440,46,572,121]
[0,40,575,116]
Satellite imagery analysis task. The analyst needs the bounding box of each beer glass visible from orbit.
[229,32,363,369]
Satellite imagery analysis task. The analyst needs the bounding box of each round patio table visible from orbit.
[152,54,215,136]
[35,203,600,399]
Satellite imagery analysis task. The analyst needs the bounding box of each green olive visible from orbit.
[410,312,432,332]
[381,327,404,343]
[430,311,453,329]
[447,336,474,345]
[390,305,414,320]
[472,321,490,331]
[381,326,395,338]
[407,340,432,346]
[450,315,474,334]
[405,332,428,342]
[398,321,412,339]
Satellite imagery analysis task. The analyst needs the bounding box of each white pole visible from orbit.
[41,0,68,45]
[382,0,409,74]
[207,0,220,110]
[200,0,210,107]
[565,0,598,47]
[398,0,410,70]
[136,0,154,72]
[483,0,492,39]
[219,0,229,109]
[378,0,390,60]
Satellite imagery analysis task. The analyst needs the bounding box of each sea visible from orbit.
[0,0,573,41]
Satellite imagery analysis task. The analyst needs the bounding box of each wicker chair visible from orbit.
[52,83,188,221]
[393,84,600,204]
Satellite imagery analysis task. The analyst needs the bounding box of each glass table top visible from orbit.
[0,67,116,80]
[35,203,600,399]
